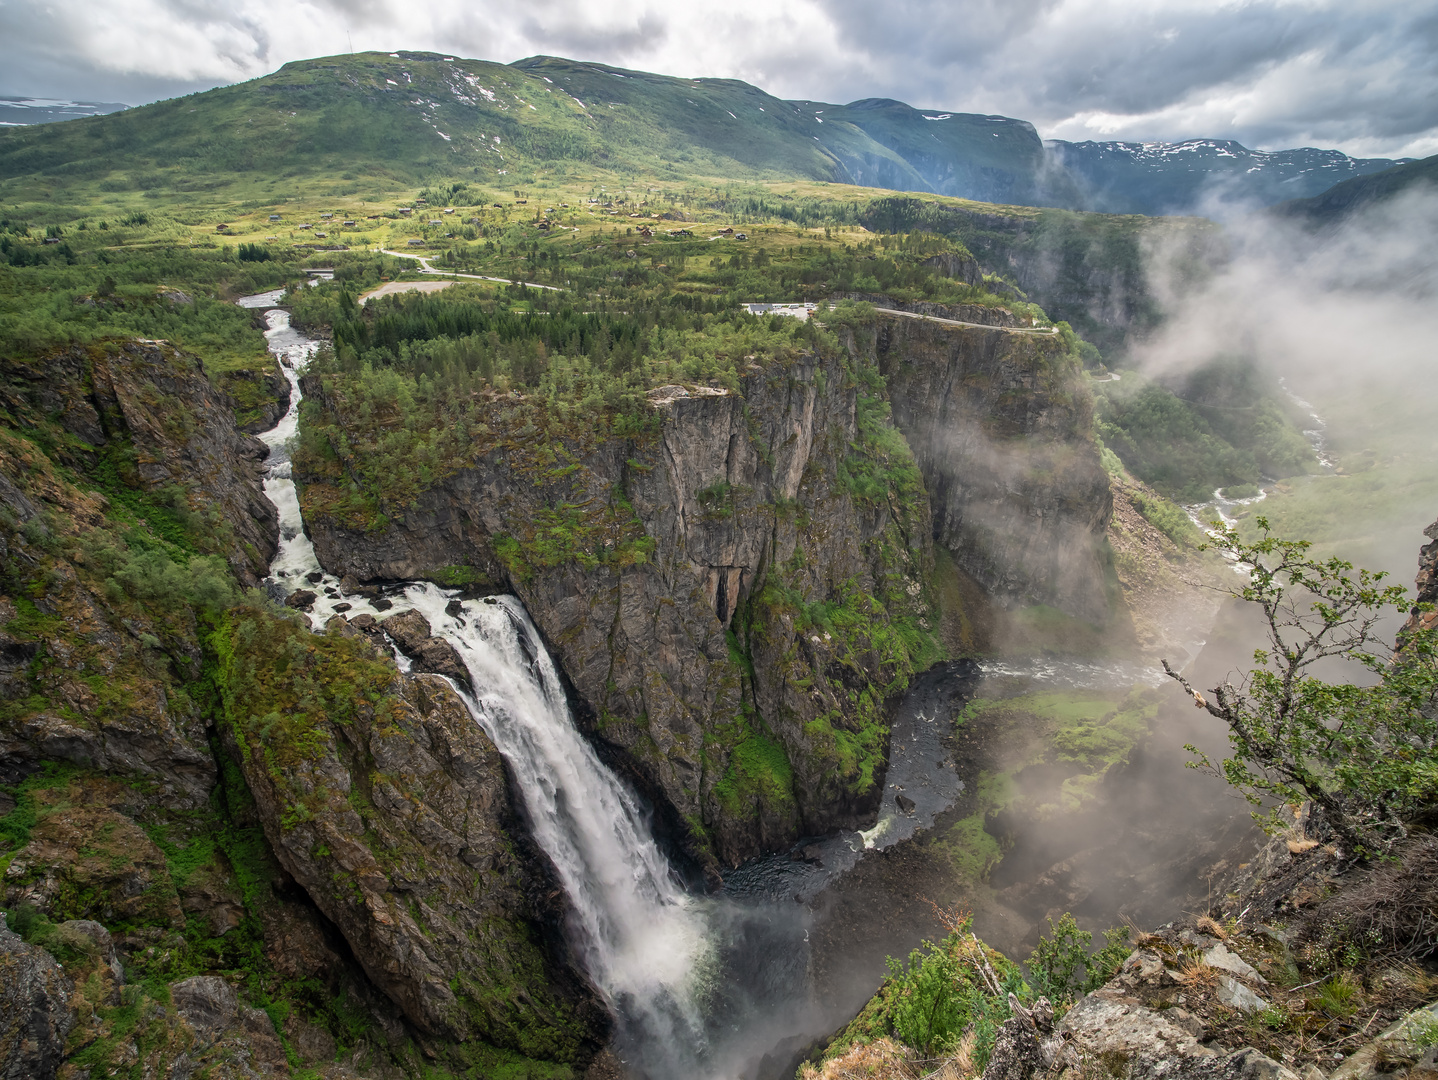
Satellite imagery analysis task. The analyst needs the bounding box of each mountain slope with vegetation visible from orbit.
[0,51,1404,218]
[1273,152,1438,223]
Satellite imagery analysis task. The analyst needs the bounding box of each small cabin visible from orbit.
[443,208,455,214]
[429,219,442,225]
[515,199,527,204]
[398,207,413,215]
[320,213,334,220]
[719,227,734,237]
[215,224,229,232]
[315,232,327,239]
[735,232,748,241]
[342,220,356,227]
[406,238,425,246]
[268,214,281,221]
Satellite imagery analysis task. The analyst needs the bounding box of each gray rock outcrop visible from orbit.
[219,611,602,1059]
[1053,986,1299,1080]
[0,913,73,1080]
[379,609,473,689]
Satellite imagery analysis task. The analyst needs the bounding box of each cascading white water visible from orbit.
[242,300,713,1071]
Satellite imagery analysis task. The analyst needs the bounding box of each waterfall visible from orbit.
[244,302,712,1072]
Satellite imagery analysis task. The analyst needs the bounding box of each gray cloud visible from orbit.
[0,0,1433,158]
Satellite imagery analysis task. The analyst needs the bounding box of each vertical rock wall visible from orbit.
[866,312,1115,624]
[298,349,937,866]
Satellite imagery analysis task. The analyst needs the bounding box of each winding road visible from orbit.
[365,254,1056,339]
[871,305,1059,335]
[369,248,564,300]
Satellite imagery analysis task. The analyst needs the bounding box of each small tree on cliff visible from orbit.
[1165,518,1438,856]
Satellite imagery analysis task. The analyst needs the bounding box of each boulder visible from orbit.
[1205,941,1267,983]
[1215,974,1268,1014]
[171,974,238,1042]
[58,920,123,986]
[379,610,473,690]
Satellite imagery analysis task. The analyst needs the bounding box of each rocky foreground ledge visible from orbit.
[806,817,1438,1080]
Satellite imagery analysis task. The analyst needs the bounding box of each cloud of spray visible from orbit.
[1132,181,1438,577]
[1138,184,1438,390]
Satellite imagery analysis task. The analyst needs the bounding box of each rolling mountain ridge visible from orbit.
[0,50,1405,216]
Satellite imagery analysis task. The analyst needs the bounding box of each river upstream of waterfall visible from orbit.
[238,292,1259,1079]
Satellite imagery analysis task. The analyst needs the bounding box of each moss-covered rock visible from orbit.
[213,606,605,1060]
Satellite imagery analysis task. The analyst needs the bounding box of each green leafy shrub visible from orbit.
[1027,912,1131,1005]
[1169,518,1438,855]
[830,912,1028,1070]
[1130,490,1202,548]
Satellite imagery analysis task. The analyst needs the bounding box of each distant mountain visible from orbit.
[1046,139,1407,216]
[1271,152,1438,223]
[0,52,1405,217]
[509,57,1061,206]
[0,96,128,125]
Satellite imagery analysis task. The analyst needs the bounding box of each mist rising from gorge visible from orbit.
[1129,183,1438,579]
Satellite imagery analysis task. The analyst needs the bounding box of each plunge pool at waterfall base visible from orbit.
[238,289,1262,1080]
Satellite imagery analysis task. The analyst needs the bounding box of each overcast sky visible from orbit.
[4,0,1435,159]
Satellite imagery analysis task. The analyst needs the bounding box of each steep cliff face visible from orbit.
[1403,515,1438,641]
[859,197,1226,355]
[862,311,1115,624]
[0,427,220,805]
[0,339,288,803]
[214,608,603,1059]
[0,340,279,585]
[0,338,599,1077]
[295,348,938,866]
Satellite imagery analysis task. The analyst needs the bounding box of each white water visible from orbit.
[1278,377,1336,471]
[1179,377,1338,575]
[243,299,714,1072]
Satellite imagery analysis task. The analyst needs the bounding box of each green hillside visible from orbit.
[0,51,1076,216]
[1272,152,1438,223]
[0,52,603,205]
[0,50,1406,220]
